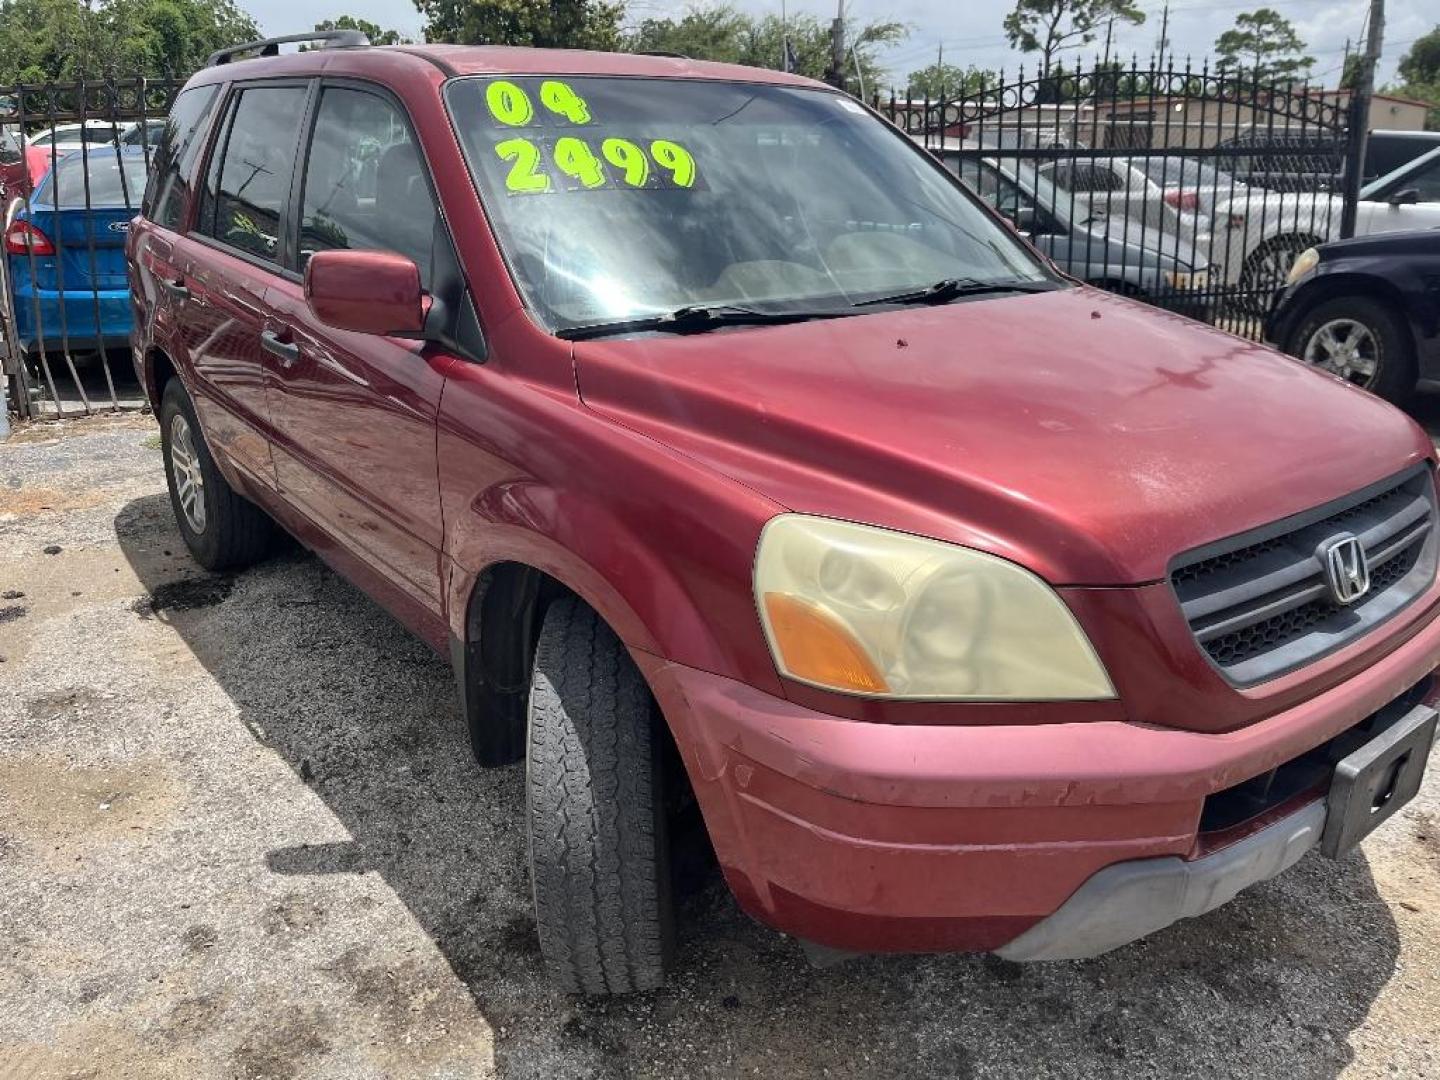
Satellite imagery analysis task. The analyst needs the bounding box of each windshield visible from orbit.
[446,76,1054,332]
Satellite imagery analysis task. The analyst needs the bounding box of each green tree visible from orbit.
[1002,0,1145,75]
[312,16,413,46]
[414,0,625,50]
[904,62,995,100]
[1390,26,1440,130]
[0,0,257,82]
[1213,8,1314,83]
[1339,51,1362,90]
[624,5,904,93]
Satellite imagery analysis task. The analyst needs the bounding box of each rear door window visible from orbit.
[143,84,220,229]
[197,84,310,264]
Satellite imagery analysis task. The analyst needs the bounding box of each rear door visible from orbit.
[260,82,450,621]
[179,81,313,489]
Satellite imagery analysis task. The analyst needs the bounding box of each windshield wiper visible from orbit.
[852,277,1057,308]
[558,303,857,341]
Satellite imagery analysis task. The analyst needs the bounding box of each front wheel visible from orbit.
[526,597,675,994]
[1285,295,1416,408]
[159,378,273,571]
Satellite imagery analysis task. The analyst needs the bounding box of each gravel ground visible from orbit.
[1,413,1438,1080]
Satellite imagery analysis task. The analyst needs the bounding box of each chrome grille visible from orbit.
[1170,467,1437,685]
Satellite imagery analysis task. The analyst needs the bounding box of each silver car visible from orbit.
[935,146,1214,319]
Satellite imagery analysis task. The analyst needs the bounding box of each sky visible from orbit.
[241,0,1435,91]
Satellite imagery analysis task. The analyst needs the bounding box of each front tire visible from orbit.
[159,378,272,571]
[1285,294,1416,408]
[526,597,674,994]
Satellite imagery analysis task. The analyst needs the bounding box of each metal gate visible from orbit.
[1,77,182,418]
[876,60,1356,335]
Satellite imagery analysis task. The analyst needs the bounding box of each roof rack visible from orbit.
[205,30,371,68]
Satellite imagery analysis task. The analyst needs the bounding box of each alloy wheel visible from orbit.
[168,413,208,534]
[1302,318,1379,387]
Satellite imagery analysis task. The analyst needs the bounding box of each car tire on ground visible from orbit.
[159,377,272,571]
[526,596,675,995]
[1285,294,1416,408]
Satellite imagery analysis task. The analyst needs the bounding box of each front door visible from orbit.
[261,84,450,621]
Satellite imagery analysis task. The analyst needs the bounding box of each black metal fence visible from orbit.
[2,62,1364,419]
[876,59,1358,333]
[2,77,182,418]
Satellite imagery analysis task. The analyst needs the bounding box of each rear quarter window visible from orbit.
[143,84,221,230]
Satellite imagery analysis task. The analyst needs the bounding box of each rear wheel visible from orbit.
[526,597,674,994]
[159,378,272,571]
[1285,294,1416,408]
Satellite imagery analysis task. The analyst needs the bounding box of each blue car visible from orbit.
[3,146,148,358]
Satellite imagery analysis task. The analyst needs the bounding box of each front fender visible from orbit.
[437,357,788,698]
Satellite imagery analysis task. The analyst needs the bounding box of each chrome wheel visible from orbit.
[168,413,207,534]
[1302,318,1379,387]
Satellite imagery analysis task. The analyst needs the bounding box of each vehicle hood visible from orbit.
[574,287,1431,585]
[1321,230,1440,259]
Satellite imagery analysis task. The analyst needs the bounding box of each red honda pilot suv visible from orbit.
[127,33,1440,994]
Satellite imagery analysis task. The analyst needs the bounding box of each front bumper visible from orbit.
[999,800,1327,961]
[637,600,1440,957]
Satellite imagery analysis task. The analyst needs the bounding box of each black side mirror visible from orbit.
[1388,188,1420,206]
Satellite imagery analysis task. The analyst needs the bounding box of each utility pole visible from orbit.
[826,0,846,91]
[1157,2,1170,68]
[1340,0,1384,238]
[1102,15,1115,67]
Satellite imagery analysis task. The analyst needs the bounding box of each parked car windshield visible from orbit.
[37,150,148,207]
[446,76,1055,332]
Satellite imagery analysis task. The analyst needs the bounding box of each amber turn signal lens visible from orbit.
[762,592,889,694]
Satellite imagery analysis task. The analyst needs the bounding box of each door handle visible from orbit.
[260,329,301,367]
[158,276,189,300]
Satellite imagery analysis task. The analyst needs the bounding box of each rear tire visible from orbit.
[526,597,674,994]
[159,377,272,571]
[1284,294,1416,408]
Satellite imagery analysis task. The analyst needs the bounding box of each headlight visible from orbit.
[1285,247,1319,284]
[753,515,1115,701]
[1164,269,1209,289]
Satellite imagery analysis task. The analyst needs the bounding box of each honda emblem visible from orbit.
[1319,534,1370,605]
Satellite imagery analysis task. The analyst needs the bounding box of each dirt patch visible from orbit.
[1413,811,1440,866]
[0,485,108,516]
[0,755,183,855]
[229,1012,333,1080]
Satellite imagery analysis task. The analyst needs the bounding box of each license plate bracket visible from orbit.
[1321,703,1437,859]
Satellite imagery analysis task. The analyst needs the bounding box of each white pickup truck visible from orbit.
[1213,146,1440,292]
